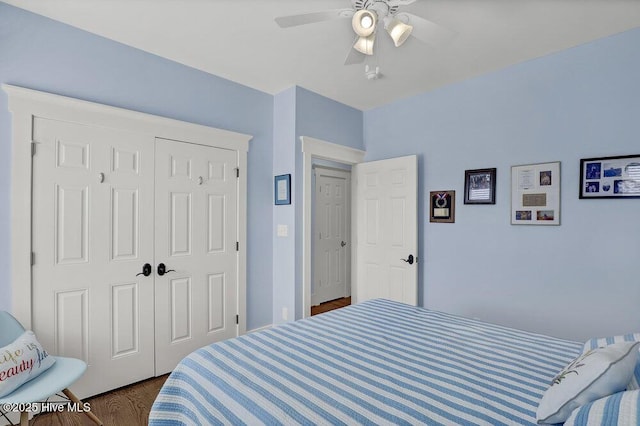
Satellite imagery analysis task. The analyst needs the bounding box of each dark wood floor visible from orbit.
[30,375,168,426]
[311,296,351,316]
[26,300,349,425]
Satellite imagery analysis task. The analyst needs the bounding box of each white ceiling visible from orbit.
[5,0,640,110]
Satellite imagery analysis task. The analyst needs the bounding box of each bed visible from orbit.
[149,299,595,425]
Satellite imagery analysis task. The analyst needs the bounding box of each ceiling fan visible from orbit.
[275,0,455,65]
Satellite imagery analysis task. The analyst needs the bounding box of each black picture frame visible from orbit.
[429,190,455,223]
[464,168,496,204]
[579,155,640,199]
[274,174,291,205]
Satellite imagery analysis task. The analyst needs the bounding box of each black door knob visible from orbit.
[401,255,415,265]
[157,263,176,276]
[136,263,152,277]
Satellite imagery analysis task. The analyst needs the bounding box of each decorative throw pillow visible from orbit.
[536,341,640,424]
[564,389,640,426]
[583,333,640,391]
[0,331,56,398]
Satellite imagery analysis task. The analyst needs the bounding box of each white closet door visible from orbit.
[154,138,238,374]
[32,118,156,398]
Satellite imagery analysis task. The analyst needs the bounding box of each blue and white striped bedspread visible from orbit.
[149,299,581,425]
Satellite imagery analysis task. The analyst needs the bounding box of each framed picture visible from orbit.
[464,168,496,204]
[274,174,291,205]
[579,154,640,199]
[511,161,560,225]
[429,190,455,223]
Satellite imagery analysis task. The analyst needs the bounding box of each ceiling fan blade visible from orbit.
[275,9,353,28]
[344,36,366,65]
[344,47,366,65]
[386,0,418,6]
[398,12,456,47]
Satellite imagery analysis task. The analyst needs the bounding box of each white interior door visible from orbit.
[32,122,240,396]
[32,118,156,397]
[354,155,418,305]
[312,167,351,306]
[154,138,238,374]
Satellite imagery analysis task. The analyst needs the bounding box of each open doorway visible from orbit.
[301,136,365,319]
[311,165,351,315]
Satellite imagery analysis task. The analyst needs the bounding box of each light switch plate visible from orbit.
[277,224,288,237]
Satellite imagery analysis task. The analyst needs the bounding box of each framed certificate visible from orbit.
[511,161,560,225]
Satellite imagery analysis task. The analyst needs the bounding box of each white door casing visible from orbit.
[312,167,351,306]
[354,155,418,305]
[32,118,156,397]
[154,138,238,374]
[300,136,365,318]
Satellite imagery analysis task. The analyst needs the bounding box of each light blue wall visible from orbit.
[364,28,640,341]
[295,87,364,151]
[269,86,363,323]
[0,3,274,330]
[6,1,636,341]
[272,87,297,325]
[294,87,363,319]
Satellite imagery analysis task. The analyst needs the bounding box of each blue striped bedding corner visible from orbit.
[150,299,582,425]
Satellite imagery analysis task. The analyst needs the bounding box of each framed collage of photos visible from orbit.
[511,161,560,225]
[579,154,640,199]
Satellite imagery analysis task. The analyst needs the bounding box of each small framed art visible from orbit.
[274,174,291,205]
[429,190,455,223]
[464,168,496,204]
[579,154,640,199]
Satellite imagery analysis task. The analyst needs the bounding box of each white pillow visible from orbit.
[583,333,640,391]
[536,341,640,424]
[0,331,56,397]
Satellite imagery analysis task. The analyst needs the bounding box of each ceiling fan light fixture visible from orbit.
[353,34,375,55]
[352,9,377,37]
[385,17,413,47]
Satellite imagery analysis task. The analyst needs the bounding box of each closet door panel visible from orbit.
[32,118,155,398]
[154,138,238,374]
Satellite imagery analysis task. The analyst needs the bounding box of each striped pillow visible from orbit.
[564,390,640,425]
[584,334,640,390]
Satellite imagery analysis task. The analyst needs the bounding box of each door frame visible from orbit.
[4,84,251,333]
[300,136,365,318]
[312,165,352,306]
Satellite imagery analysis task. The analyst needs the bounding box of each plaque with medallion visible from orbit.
[429,190,455,223]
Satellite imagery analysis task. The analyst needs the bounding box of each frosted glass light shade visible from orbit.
[352,10,377,37]
[353,34,375,55]
[386,17,413,47]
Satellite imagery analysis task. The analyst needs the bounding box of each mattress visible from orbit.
[149,299,582,425]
